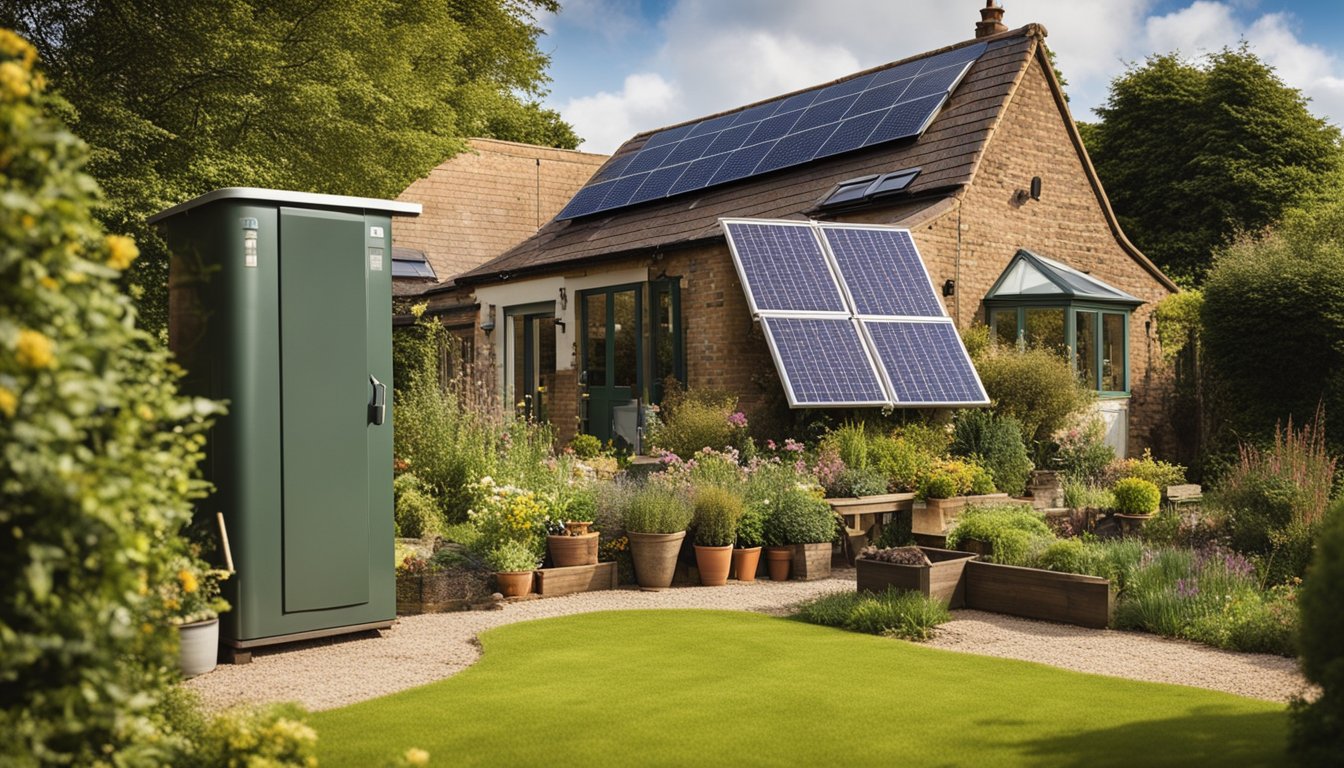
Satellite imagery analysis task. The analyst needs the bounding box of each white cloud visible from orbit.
[562,73,684,155]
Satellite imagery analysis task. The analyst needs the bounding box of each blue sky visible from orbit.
[534,0,1344,153]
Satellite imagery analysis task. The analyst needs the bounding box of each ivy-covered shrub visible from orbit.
[973,345,1094,449]
[0,32,229,764]
[1292,500,1344,765]
[1112,478,1162,515]
[950,409,1034,495]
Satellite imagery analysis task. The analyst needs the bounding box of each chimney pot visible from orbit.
[976,0,1007,38]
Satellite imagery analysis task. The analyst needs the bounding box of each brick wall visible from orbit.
[394,139,607,282]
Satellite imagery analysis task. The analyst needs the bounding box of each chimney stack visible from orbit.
[976,0,1007,38]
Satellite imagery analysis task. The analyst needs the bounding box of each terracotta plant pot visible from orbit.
[627,530,687,590]
[732,546,762,582]
[763,546,793,581]
[495,570,534,598]
[176,617,219,678]
[548,531,599,567]
[694,544,733,586]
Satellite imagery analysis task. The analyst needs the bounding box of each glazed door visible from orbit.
[580,285,642,444]
[507,309,556,422]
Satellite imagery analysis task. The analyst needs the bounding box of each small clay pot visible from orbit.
[548,532,599,567]
[495,570,533,598]
[763,546,793,581]
[732,546,762,582]
[694,544,733,586]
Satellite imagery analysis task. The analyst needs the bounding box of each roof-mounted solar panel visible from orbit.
[556,41,987,221]
[722,217,988,408]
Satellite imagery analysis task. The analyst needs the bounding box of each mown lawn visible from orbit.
[310,610,1288,767]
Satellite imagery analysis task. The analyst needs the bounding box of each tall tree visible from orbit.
[1,0,578,332]
[1086,47,1341,286]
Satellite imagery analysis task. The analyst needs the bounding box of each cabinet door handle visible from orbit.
[369,375,386,426]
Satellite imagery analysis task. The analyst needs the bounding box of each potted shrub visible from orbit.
[733,502,766,581]
[486,539,539,598]
[691,486,741,586]
[913,458,1007,533]
[766,487,837,580]
[1112,477,1161,535]
[624,484,694,590]
[166,555,230,678]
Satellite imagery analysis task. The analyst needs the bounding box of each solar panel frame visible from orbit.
[760,317,890,407]
[556,42,988,221]
[860,319,990,406]
[721,219,849,316]
[819,223,945,318]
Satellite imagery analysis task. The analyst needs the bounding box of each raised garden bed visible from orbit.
[912,494,1031,534]
[963,560,1112,629]
[534,562,618,596]
[855,547,976,608]
[396,569,493,615]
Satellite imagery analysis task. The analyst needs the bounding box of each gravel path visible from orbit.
[186,570,1308,712]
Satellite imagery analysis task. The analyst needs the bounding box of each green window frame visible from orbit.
[986,303,1130,396]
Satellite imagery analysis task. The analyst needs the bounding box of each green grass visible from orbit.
[310,610,1288,767]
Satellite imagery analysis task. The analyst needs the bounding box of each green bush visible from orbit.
[969,466,996,495]
[0,34,227,764]
[973,345,1094,447]
[1212,416,1335,583]
[624,484,694,534]
[946,506,1054,565]
[1105,449,1187,491]
[891,421,952,458]
[646,388,740,459]
[831,466,889,498]
[156,689,318,767]
[1034,539,1116,580]
[736,503,766,548]
[822,421,871,471]
[793,588,951,641]
[918,459,987,499]
[950,410,1034,495]
[1112,478,1161,515]
[763,488,835,545]
[1062,479,1115,510]
[920,472,959,500]
[868,434,935,493]
[1292,500,1344,765]
[568,433,603,459]
[485,539,540,572]
[394,473,444,538]
[692,485,742,547]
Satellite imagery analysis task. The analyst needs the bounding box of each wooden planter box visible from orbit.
[791,542,832,581]
[912,493,1016,534]
[396,569,493,615]
[534,562,617,596]
[964,560,1113,629]
[855,547,977,608]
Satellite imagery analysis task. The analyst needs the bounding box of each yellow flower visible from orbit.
[39,276,57,290]
[0,61,29,99]
[0,387,16,418]
[15,329,54,369]
[178,568,199,594]
[105,234,139,270]
[404,748,430,766]
[410,302,428,319]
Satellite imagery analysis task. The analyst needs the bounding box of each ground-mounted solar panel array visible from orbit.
[721,218,988,408]
[557,42,987,221]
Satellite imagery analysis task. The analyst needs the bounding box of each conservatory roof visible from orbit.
[985,249,1142,306]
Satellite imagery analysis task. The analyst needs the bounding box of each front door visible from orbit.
[580,285,642,445]
[505,306,555,423]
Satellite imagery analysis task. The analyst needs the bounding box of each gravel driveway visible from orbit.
[185,569,1309,712]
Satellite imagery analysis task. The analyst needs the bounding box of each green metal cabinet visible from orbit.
[150,188,420,658]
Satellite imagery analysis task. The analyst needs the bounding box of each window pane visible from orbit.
[991,310,1018,347]
[612,289,638,388]
[1025,308,1065,356]
[1102,313,1126,392]
[511,315,527,410]
[1075,310,1098,390]
[584,293,606,386]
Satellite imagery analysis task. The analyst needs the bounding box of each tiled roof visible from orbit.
[456,26,1040,285]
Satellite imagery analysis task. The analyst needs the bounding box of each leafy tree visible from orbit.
[0,31,222,763]
[1292,499,1344,765]
[1087,47,1341,286]
[1,0,576,333]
